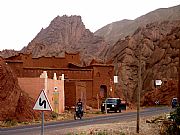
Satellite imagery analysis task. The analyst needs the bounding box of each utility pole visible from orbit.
[137,44,141,133]
[114,56,118,96]
[178,47,180,103]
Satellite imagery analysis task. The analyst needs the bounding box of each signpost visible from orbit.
[33,90,53,135]
[155,80,162,86]
[137,44,142,133]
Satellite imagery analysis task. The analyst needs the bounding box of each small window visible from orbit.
[96,72,100,77]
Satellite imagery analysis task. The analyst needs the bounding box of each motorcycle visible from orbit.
[74,106,83,120]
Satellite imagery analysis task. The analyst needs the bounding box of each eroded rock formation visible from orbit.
[21,15,108,64]
[105,20,180,104]
[95,5,180,45]
[0,58,40,122]
[142,80,177,106]
[0,49,19,58]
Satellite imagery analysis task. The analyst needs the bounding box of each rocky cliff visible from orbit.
[142,80,177,106]
[0,58,40,122]
[105,20,180,104]
[21,15,108,64]
[95,4,180,45]
[0,49,19,58]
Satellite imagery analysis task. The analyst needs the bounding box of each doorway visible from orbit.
[100,85,107,98]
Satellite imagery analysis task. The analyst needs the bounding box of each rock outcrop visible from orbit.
[0,49,19,58]
[105,20,180,104]
[95,4,180,45]
[0,58,40,122]
[142,80,177,106]
[21,15,108,64]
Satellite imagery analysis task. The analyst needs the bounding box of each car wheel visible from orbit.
[119,109,121,113]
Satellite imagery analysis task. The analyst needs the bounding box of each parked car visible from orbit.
[101,98,126,113]
[171,97,178,108]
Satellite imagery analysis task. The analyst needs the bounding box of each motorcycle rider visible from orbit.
[76,98,83,117]
[77,98,83,108]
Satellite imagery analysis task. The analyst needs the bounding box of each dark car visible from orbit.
[171,97,178,108]
[101,98,125,113]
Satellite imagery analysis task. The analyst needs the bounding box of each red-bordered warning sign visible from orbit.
[33,90,53,111]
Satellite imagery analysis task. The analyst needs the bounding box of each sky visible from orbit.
[0,0,179,51]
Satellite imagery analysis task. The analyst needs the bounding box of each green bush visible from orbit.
[166,107,180,134]
[3,118,17,127]
[51,112,59,119]
[170,107,180,125]
[95,111,102,114]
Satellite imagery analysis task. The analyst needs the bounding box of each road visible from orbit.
[0,107,172,135]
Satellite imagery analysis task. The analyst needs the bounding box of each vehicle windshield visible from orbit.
[106,99,118,103]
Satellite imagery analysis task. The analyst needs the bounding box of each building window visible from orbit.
[96,72,100,77]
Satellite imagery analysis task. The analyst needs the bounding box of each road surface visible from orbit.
[0,107,172,135]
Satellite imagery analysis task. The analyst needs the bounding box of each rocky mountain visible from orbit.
[0,49,19,58]
[94,4,180,45]
[0,58,40,122]
[21,15,108,64]
[106,20,180,104]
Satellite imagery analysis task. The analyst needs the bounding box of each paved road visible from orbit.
[0,107,172,135]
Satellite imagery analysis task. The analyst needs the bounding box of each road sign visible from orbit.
[155,80,162,86]
[114,76,118,83]
[33,90,53,111]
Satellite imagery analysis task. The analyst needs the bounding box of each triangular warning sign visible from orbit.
[33,90,53,111]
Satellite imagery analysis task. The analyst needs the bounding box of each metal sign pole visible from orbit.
[33,90,53,135]
[105,99,107,114]
[178,48,180,104]
[41,111,44,135]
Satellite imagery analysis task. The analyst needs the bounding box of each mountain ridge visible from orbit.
[94,4,180,45]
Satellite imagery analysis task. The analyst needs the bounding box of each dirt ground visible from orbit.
[44,109,166,135]
[44,113,165,135]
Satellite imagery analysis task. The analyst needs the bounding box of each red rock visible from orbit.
[0,60,41,122]
[142,80,177,106]
[20,15,108,65]
[104,20,180,104]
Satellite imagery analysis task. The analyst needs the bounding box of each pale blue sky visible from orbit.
[0,0,179,51]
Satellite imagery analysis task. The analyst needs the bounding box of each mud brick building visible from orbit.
[4,52,115,110]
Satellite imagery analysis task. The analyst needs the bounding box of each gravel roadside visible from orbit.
[44,113,164,135]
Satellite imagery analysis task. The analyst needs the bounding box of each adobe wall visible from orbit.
[64,80,93,108]
[18,78,44,100]
[5,53,116,109]
[5,52,81,69]
[92,66,115,108]
[6,62,23,77]
[23,57,67,68]
[22,68,92,80]
[75,81,86,111]
[64,81,76,107]
[47,78,64,113]
[93,66,114,96]
[65,52,81,65]
[85,81,93,107]
[18,77,65,113]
